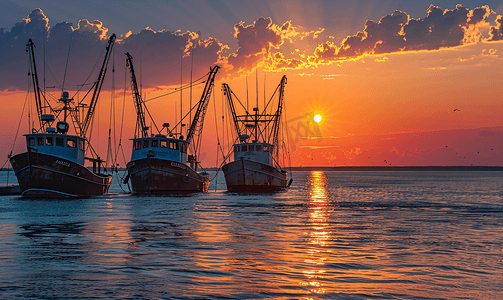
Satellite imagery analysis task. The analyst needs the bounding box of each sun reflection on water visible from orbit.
[303,171,332,294]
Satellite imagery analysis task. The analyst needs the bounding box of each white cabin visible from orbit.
[131,135,188,163]
[233,143,273,165]
[25,132,86,165]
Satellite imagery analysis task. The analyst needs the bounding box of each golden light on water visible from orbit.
[302,171,331,294]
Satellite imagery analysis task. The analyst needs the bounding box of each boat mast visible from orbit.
[125,52,149,138]
[80,34,116,138]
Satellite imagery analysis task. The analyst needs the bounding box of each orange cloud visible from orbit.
[309,5,495,64]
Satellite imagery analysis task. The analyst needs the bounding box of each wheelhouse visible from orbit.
[131,135,188,163]
[233,142,273,165]
[25,132,86,165]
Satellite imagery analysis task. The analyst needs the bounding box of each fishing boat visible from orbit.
[9,35,116,198]
[221,75,292,192]
[123,52,219,194]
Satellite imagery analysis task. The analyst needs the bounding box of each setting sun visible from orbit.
[314,114,322,123]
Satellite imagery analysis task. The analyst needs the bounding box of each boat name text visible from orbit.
[56,160,70,167]
[171,162,185,169]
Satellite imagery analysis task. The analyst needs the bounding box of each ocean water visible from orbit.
[0,170,502,299]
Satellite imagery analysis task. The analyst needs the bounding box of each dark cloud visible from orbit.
[0,9,226,92]
[1,5,502,92]
[120,28,223,88]
[224,17,284,77]
[489,15,503,40]
[310,5,494,63]
[0,9,116,92]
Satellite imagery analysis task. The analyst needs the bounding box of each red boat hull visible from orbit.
[9,149,112,198]
[126,157,210,194]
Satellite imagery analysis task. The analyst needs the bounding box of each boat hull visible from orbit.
[222,158,289,193]
[126,157,210,194]
[9,149,112,198]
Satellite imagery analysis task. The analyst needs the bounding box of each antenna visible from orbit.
[180,47,183,134]
[62,32,73,93]
[190,42,194,127]
[255,68,259,110]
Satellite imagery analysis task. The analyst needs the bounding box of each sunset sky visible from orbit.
[2,0,503,167]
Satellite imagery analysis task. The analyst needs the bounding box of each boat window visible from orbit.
[67,139,77,148]
[79,139,85,151]
[169,141,179,150]
[234,145,240,153]
[255,145,262,151]
[248,145,254,151]
[46,137,53,146]
[263,145,269,152]
[180,142,187,153]
[143,139,149,148]
[29,138,35,146]
[37,137,44,146]
[241,145,247,151]
[56,138,64,147]
[133,141,141,150]
[160,140,168,148]
[151,140,158,147]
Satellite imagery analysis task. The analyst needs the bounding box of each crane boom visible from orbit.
[222,75,287,152]
[222,83,242,138]
[80,34,116,137]
[26,39,43,128]
[185,65,220,145]
[271,75,287,148]
[125,52,149,138]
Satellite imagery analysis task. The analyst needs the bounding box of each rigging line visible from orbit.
[142,100,161,134]
[282,92,293,179]
[261,81,281,115]
[107,45,116,167]
[61,31,73,92]
[209,135,240,182]
[43,25,46,111]
[228,89,254,118]
[10,89,31,157]
[112,46,117,167]
[170,94,209,134]
[190,42,194,130]
[256,67,259,109]
[115,58,127,165]
[226,97,232,151]
[212,88,225,160]
[33,43,62,92]
[0,158,10,171]
[180,47,183,135]
[75,46,107,102]
[143,80,207,103]
[114,166,130,193]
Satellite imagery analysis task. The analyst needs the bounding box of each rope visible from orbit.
[111,61,131,194]
[0,158,10,170]
[209,135,239,183]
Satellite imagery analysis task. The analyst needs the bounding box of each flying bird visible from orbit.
[453,109,460,111]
